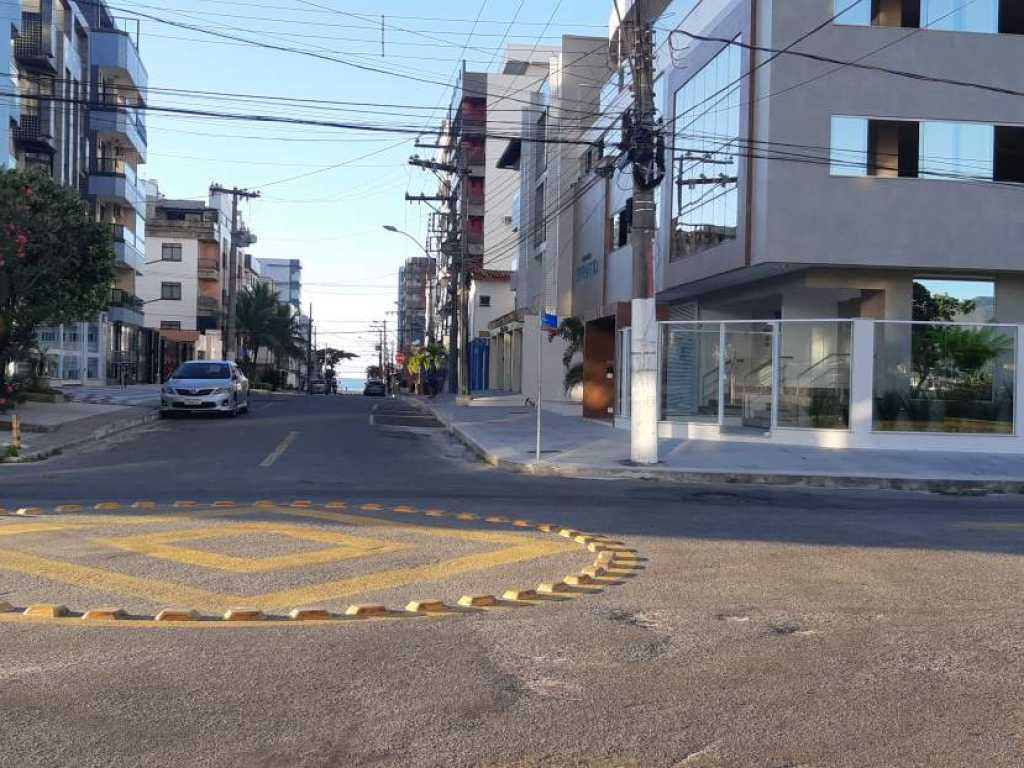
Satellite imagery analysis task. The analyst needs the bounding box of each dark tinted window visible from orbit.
[172,362,231,380]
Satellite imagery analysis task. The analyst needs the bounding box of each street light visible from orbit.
[382,224,437,349]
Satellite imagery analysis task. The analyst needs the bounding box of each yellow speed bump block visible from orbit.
[405,600,448,614]
[291,500,313,508]
[485,516,510,524]
[345,604,387,617]
[82,607,126,621]
[580,565,608,578]
[455,513,479,521]
[223,608,265,621]
[15,507,46,516]
[131,501,157,509]
[563,575,598,587]
[24,604,69,618]
[289,608,332,621]
[94,502,121,511]
[501,589,539,602]
[55,504,83,513]
[457,595,498,608]
[324,501,347,509]
[392,505,416,513]
[155,609,201,622]
[537,582,574,595]
[212,501,236,508]
[359,503,382,511]
[558,528,580,539]
[253,500,276,508]
[173,500,198,508]
[424,510,446,518]
[536,523,558,533]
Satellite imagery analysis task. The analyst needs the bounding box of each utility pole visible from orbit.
[209,184,260,362]
[306,303,313,394]
[622,8,665,465]
[456,147,470,400]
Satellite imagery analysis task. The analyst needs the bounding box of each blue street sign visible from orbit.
[541,313,558,330]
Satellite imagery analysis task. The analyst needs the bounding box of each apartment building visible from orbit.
[256,258,302,310]
[139,186,230,380]
[432,47,562,392]
[397,256,434,356]
[3,0,150,384]
[489,35,611,409]
[608,0,1024,451]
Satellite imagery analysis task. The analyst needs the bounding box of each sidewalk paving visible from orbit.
[58,384,161,407]
[0,400,159,461]
[417,394,1024,493]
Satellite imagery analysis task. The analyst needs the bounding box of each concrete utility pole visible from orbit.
[305,303,313,393]
[623,11,664,465]
[209,184,260,362]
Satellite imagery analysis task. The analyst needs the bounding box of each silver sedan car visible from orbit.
[160,361,249,417]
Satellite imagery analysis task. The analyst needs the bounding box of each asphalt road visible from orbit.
[2,394,1024,768]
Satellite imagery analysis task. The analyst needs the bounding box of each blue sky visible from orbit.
[136,0,609,376]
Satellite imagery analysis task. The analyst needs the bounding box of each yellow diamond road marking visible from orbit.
[0,507,580,612]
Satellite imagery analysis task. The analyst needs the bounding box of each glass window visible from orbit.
[61,354,81,380]
[161,320,181,330]
[874,322,1015,433]
[478,295,491,308]
[671,38,742,260]
[834,0,872,25]
[660,323,721,423]
[778,322,852,429]
[919,121,994,180]
[86,356,99,380]
[162,243,183,261]
[922,0,998,32]
[87,323,99,353]
[171,362,231,380]
[38,326,59,345]
[830,116,869,175]
[161,282,182,300]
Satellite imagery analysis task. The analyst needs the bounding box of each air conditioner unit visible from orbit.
[503,215,513,225]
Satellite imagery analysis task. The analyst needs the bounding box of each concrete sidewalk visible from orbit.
[0,400,159,461]
[417,395,1024,492]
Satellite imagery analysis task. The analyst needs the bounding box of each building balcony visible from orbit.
[198,257,220,281]
[13,12,57,73]
[109,288,144,326]
[90,28,148,92]
[111,224,145,272]
[12,108,55,153]
[91,96,147,161]
[197,295,221,314]
[88,158,146,216]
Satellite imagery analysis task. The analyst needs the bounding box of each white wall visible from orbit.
[139,236,198,330]
[469,279,513,339]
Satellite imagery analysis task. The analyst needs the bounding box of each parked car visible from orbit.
[160,361,249,417]
[363,379,386,397]
[310,379,328,395]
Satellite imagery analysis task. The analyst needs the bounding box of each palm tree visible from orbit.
[235,283,278,375]
[407,343,447,395]
[550,316,584,394]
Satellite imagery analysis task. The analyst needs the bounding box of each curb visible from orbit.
[415,399,1024,495]
[2,409,161,463]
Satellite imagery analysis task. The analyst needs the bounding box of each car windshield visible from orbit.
[172,363,231,380]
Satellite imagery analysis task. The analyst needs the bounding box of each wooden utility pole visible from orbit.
[209,184,260,362]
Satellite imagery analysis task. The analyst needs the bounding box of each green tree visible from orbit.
[0,169,115,383]
[235,281,279,374]
[549,316,584,394]
[316,346,358,376]
[913,282,976,321]
[407,343,447,394]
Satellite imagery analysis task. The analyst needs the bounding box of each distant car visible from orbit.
[161,361,249,417]
[310,379,328,395]
[363,379,386,397]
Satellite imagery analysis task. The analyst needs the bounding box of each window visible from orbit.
[533,182,546,249]
[161,282,182,300]
[161,243,183,261]
[611,200,633,250]
[831,116,1024,182]
[836,0,1021,33]
[671,38,742,260]
[479,295,491,308]
[160,321,181,330]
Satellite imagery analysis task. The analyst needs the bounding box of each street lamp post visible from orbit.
[383,223,437,350]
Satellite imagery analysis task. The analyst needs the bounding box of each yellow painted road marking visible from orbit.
[95,523,410,573]
[260,431,299,467]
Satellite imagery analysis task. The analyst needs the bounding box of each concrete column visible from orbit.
[850,319,875,436]
[630,297,658,464]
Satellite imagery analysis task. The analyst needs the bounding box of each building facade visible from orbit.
[396,256,434,356]
[255,258,302,310]
[4,0,150,385]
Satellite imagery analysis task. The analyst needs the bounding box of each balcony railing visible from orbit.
[197,295,221,313]
[14,13,55,68]
[198,257,220,279]
[110,288,144,311]
[13,106,55,150]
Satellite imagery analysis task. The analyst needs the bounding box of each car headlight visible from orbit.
[214,386,234,395]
